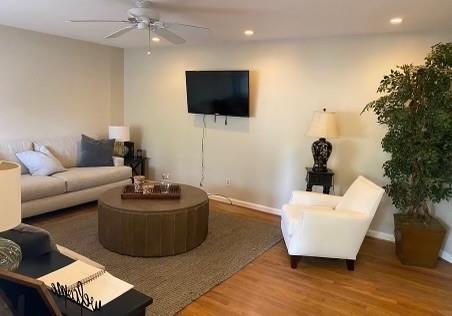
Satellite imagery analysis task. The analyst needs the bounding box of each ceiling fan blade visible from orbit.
[164,22,209,31]
[105,25,136,39]
[152,28,185,44]
[66,19,130,23]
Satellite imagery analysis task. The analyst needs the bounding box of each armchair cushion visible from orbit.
[282,204,333,236]
[289,191,342,208]
[335,176,384,215]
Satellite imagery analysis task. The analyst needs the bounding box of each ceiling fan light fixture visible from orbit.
[146,50,151,55]
[137,21,148,30]
[67,1,206,46]
[128,7,159,20]
[390,17,403,25]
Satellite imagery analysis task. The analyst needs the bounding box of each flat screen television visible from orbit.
[185,70,249,117]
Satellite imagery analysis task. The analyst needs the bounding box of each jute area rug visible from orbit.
[38,208,282,315]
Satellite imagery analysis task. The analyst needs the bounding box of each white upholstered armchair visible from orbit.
[281,176,384,270]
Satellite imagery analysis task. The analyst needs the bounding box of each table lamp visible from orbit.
[0,161,22,271]
[306,108,339,172]
[109,126,132,158]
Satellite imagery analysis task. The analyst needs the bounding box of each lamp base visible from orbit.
[0,237,22,272]
[311,137,332,172]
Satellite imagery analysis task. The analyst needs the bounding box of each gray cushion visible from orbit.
[21,175,67,202]
[79,134,114,167]
[0,224,57,259]
[32,136,81,168]
[52,166,132,192]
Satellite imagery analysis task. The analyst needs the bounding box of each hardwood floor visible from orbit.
[26,200,452,316]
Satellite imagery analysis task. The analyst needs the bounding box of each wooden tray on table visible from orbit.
[121,184,181,200]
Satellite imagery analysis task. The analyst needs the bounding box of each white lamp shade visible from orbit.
[0,161,21,231]
[109,126,130,142]
[306,110,339,138]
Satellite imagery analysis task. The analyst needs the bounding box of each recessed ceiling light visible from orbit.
[390,17,403,25]
[152,37,160,42]
[244,30,254,36]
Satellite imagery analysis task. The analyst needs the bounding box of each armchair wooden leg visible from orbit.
[346,259,355,271]
[290,255,301,269]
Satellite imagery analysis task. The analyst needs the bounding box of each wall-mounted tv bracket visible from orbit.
[213,114,228,125]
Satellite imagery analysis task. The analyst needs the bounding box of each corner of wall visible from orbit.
[109,48,125,125]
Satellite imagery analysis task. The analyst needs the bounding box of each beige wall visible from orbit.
[125,31,452,257]
[0,25,124,140]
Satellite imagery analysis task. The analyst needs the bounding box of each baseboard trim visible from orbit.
[208,194,281,216]
[366,229,395,242]
[440,250,452,263]
[208,195,452,264]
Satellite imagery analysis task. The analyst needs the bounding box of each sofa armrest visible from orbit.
[113,156,124,167]
[290,191,342,208]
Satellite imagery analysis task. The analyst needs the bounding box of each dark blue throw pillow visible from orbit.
[79,134,114,167]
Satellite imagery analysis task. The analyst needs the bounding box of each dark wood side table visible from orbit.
[305,167,334,194]
[125,157,147,176]
[16,252,152,316]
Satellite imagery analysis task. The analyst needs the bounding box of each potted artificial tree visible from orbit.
[363,42,452,268]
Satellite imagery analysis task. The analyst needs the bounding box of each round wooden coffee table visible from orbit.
[98,184,209,257]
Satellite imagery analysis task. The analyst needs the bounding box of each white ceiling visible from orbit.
[0,0,451,48]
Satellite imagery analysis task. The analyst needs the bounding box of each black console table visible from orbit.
[16,252,152,316]
[305,167,334,194]
[125,157,147,176]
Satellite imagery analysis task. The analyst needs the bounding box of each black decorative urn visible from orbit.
[311,137,332,172]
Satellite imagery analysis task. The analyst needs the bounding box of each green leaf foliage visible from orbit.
[363,43,452,218]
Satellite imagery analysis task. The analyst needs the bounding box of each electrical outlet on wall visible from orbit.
[226,178,231,186]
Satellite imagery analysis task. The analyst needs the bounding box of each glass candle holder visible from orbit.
[133,176,146,193]
[142,183,154,195]
[161,172,170,193]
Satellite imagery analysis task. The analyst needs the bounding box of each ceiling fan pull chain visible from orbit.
[147,26,152,55]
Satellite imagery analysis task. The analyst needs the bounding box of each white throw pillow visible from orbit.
[16,144,66,176]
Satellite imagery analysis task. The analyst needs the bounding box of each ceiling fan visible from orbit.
[66,0,208,53]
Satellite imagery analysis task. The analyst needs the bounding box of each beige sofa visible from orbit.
[0,136,131,218]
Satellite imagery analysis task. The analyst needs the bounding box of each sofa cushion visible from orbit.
[21,175,67,202]
[33,136,81,168]
[52,166,131,192]
[0,140,33,174]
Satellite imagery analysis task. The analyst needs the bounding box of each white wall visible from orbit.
[0,25,124,140]
[124,31,452,258]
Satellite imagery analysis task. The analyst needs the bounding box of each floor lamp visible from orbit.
[0,161,22,271]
